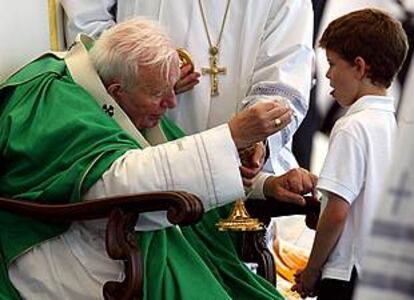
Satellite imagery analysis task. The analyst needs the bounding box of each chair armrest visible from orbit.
[241,196,320,285]
[246,196,321,226]
[0,191,204,300]
[0,191,204,225]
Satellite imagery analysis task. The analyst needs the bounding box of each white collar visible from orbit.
[64,34,168,148]
[345,95,395,116]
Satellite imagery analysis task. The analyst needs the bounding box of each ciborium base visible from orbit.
[216,199,263,231]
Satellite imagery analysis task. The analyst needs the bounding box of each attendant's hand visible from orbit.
[228,101,292,149]
[174,64,201,94]
[291,267,321,299]
[239,142,266,187]
[263,168,318,206]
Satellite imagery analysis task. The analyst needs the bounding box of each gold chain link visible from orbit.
[198,0,231,51]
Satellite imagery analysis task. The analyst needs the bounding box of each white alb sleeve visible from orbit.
[84,124,245,230]
[247,172,273,200]
[241,0,314,173]
[61,0,116,45]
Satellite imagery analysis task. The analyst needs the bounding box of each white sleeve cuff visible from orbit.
[246,172,273,200]
[317,177,357,205]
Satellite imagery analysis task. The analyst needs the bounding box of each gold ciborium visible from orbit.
[176,48,195,73]
[216,198,263,231]
[217,143,264,231]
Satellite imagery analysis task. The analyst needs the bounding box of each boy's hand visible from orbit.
[291,267,321,298]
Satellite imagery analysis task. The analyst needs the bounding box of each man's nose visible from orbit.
[162,94,177,109]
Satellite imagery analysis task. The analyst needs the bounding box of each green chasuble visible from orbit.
[0,52,283,299]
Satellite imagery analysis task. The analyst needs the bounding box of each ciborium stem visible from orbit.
[216,199,263,231]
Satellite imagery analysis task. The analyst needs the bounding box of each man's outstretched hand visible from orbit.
[229,101,292,150]
[263,168,318,206]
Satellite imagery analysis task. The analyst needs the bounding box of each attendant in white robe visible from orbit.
[399,55,414,122]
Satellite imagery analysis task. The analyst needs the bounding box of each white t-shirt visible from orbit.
[317,95,396,281]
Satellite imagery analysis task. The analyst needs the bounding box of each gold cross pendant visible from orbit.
[202,46,226,96]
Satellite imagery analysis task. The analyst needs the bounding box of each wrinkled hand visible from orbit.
[174,64,201,94]
[239,142,266,187]
[291,267,321,299]
[263,168,318,206]
[228,101,292,149]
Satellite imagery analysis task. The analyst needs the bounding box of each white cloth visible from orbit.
[317,95,396,281]
[354,58,414,300]
[8,38,245,300]
[398,55,414,125]
[61,0,314,175]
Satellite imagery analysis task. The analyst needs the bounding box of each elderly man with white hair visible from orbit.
[0,19,317,300]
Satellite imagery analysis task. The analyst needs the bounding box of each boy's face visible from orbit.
[325,49,360,107]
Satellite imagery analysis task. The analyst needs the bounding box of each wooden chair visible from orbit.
[0,193,319,299]
[0,191,203,300]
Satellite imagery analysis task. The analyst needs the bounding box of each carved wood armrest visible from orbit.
[0,191,204,224]
[245,196,321,227]
[0,191,204,300]
[241,197,320,285]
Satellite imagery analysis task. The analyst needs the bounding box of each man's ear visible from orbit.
[354,56,369,80]
[106,81,124,101]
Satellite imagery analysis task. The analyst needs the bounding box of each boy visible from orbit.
[291,8,408,300]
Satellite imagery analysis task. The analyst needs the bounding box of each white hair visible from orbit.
[90,18,179,91]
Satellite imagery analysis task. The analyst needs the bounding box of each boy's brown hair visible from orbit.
[319,8,408,88]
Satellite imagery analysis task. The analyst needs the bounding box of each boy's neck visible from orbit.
[356,81,387,99]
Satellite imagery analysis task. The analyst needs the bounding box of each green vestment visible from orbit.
[0,51,283,300]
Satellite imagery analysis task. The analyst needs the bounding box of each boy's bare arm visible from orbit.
[292,192,350,297]
[307,192,350,271]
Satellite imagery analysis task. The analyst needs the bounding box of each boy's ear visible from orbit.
[354,56,369,80]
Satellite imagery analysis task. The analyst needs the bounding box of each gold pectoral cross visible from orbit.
[202,46,227,96]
